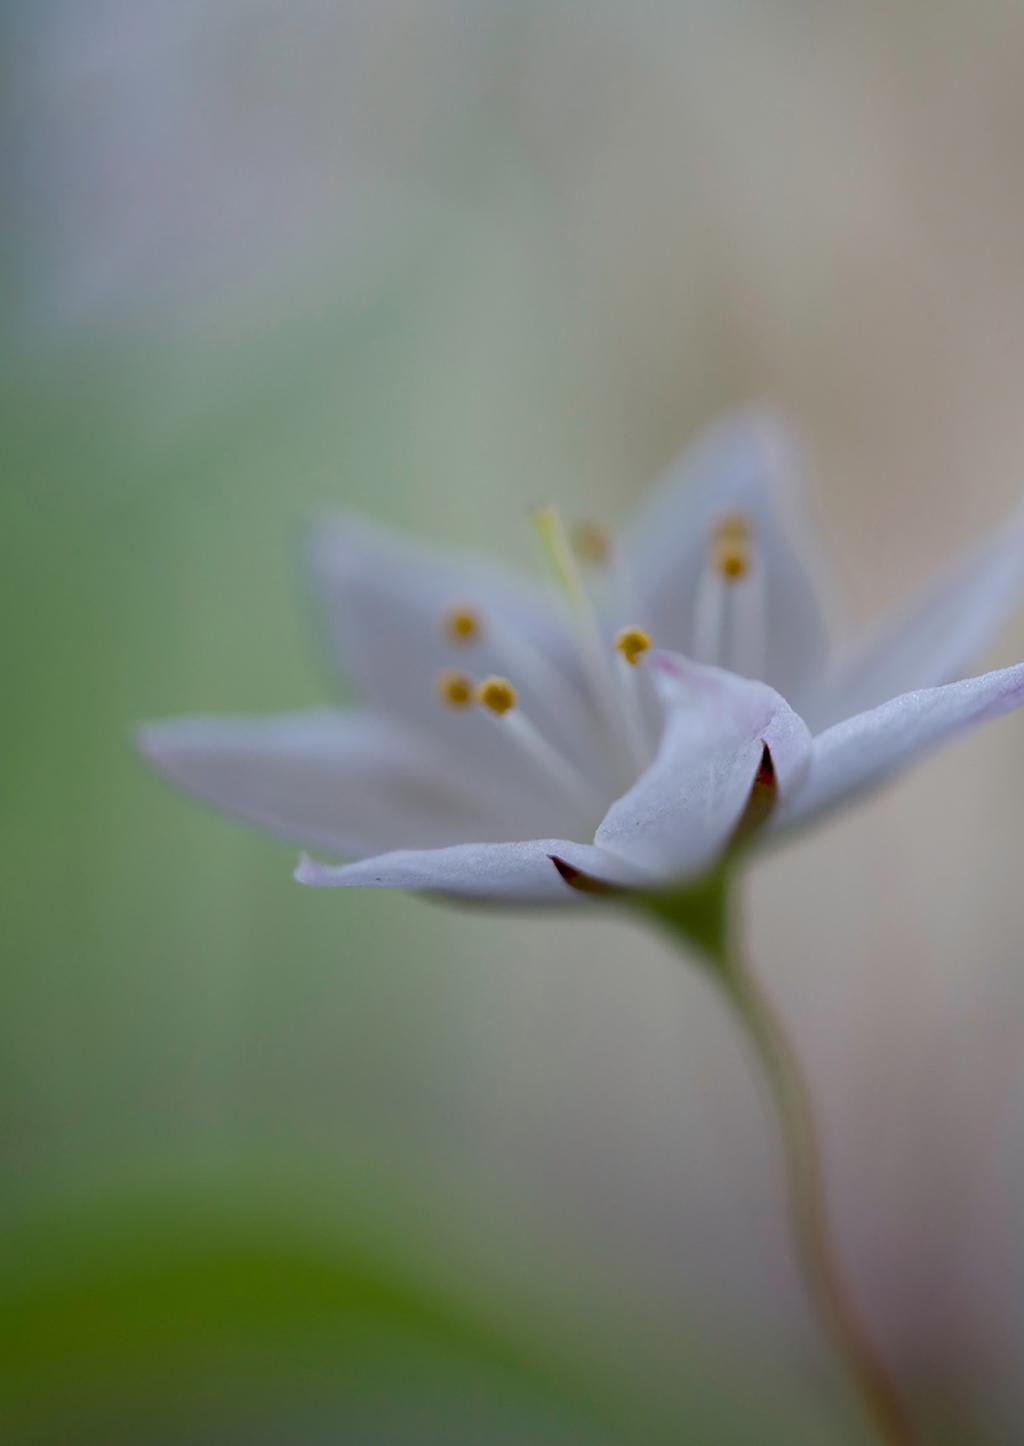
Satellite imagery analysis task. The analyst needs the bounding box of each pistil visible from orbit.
[531,504,636,783]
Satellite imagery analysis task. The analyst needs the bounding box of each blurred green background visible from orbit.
[5,3,1024,1442]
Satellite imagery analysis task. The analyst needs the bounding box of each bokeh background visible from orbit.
[5,2,1024,1442]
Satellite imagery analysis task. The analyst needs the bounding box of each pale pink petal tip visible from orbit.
[294,852,330,886]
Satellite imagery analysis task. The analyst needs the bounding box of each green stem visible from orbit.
[721,949,922,1446]
[643,877,922,1446]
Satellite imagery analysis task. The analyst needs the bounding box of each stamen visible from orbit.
[482,615,587,728]
[614,626,651,666]
[572,520,611,567]
[531,504,634,782]
[435,668,475,708]
[713,513,751,582]
[692,511,762,675]
[613,627,656,772]
[475,673,605,821]
[475,675,517,716]
[442,605,482,645]
[714,536,750,581]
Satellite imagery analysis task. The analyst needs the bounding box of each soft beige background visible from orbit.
[7,2,1024,1441]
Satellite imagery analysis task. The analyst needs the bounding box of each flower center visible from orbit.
[429,507,757,835]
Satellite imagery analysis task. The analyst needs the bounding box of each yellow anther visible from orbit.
[714,536,750,581]
[435,668,474,708]
[572,520,611,566]
[475,675,517,716]
[614,626,652,666]
[442,606,482,645]
[713,512,752,581]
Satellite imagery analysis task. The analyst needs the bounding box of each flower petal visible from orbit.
[621,410,833,704]
[776,663,1024,831]
[806,503,1024,730]
[593,652,812,881]
[136,708,536,856]
[295,838,644,903]
[309,513,606,797]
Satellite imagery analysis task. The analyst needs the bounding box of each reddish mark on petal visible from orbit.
[548,856,620,896]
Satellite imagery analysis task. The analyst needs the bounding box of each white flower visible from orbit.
[138,412,1024,905]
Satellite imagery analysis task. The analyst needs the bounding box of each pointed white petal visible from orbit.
[807,503,1024,731]
[621,410,833,702]
[594,652,812,881]
[137,709,529,856]
[776,663,1024,831]
[295,838,644,903]
[309,513,606,800]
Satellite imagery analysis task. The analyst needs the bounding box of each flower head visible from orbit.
[138,411,1024,908]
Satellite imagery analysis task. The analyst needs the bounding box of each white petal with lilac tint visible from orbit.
[775,663,1024,831]
[593,653,812,881]
[310,513,609,789]
[804,504,1024,731]
[137,709,546,856]
[138,409,1024,906]
[621,411,833,705]
[296,839,650,903]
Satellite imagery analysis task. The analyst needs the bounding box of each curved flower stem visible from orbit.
[719,944,923,1446]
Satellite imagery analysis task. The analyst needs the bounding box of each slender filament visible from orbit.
[531,504,636,782]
